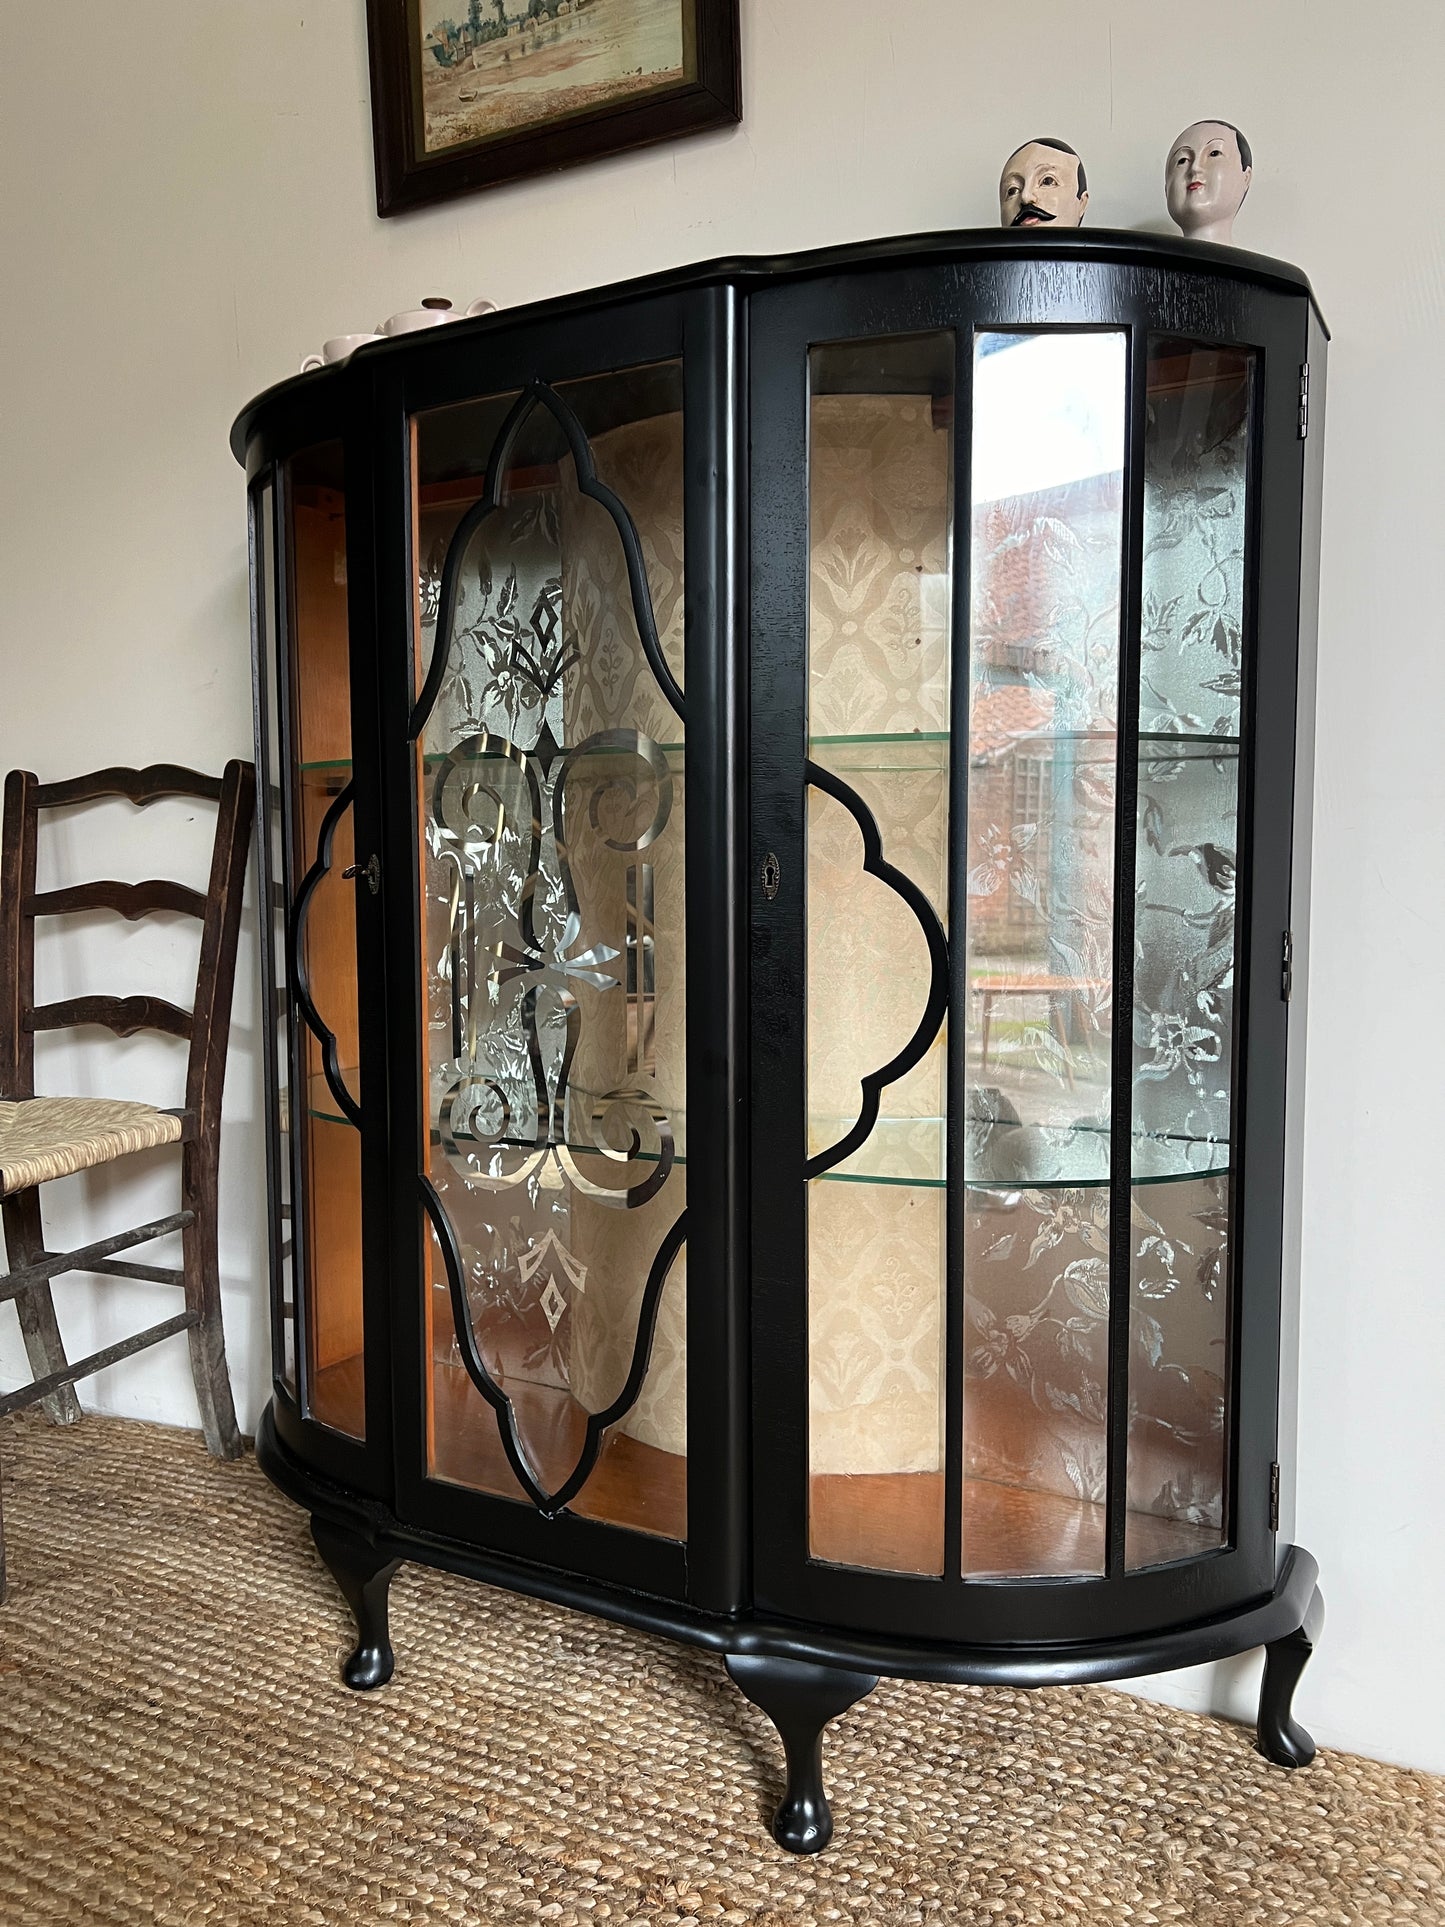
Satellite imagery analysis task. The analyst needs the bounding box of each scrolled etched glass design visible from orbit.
[413,367,687,1536]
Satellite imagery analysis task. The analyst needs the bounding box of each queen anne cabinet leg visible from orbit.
[311,1518,403,1691]
[726,1653,878,1853]
[1256,1584,1324,1768]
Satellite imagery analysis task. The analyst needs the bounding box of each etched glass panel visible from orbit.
[284,442,364,1439]
[415,364,687,1540]
[805,334,953,1575]
[1126,340,1253,1566]
[962,330,1125,1576]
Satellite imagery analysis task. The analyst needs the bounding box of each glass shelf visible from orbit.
[300,742,688,772]
[810,1114,1229,1191]
[292,1100,1224,1187]
[284,1070,360,1127]
[809,730,1238,777]
[299,732,1235,772]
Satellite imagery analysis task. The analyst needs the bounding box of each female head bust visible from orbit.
[1166,121,1253,244]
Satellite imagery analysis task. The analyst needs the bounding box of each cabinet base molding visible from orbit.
[263,1408,1321,1847]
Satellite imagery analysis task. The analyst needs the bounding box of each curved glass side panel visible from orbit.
[1126,339,1255,1567]
[282,441,364,1440]
[413,364,687,1540]
[805,333,954,1575]
[252,476,296,1397]
[962,329,1126,1577]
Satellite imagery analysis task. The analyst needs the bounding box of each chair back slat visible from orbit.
[32,765,224,809]
[26,995,193,1042]
[27,881,208,922]
[0,771,39,1099]
[0,762,255,1107]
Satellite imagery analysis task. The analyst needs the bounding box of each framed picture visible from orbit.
[366,0,742,215]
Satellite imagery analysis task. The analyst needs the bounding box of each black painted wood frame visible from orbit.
[236,227,1323,1696]
[748,256,1309,1648]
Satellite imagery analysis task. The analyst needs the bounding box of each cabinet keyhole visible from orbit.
[761,852,781,900]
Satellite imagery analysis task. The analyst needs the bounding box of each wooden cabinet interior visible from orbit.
[288,472,365,1437]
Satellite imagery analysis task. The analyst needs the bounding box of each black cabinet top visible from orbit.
[231,226,1323,460]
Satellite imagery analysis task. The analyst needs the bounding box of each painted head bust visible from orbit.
[1166,120,1253,244]
[998,139,1089,229]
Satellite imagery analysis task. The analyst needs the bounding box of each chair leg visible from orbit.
[181,1153,241,1460]
[2,1191,82,1427]
[0,1441,7,1604]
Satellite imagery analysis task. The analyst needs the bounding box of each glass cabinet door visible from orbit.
[254,440,370,1443]
[406,362,690,1544]
[754,272,1284,1633]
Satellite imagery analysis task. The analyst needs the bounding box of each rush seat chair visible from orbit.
[0,761,255,1597]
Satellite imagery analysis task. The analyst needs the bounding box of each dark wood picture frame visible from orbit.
[366,0,741,216]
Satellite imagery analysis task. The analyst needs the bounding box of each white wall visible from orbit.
[2,0,1441,1775]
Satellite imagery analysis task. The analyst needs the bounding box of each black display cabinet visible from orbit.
[235,230,1327,1853]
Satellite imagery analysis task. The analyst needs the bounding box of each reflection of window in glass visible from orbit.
[972,331,1127,507]
[1007,748,1052,948]
[963,330,1125,1578]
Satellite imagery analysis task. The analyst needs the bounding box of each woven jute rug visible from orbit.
[0,1412,1440,1926]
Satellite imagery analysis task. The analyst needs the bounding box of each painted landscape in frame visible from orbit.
[415,0,695,159]
[369,0,740,213]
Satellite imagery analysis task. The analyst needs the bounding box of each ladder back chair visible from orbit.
[0,760,255,1598]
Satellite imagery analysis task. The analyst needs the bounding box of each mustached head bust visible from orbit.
[1166,120,1253,244]
[999,139,1089,230]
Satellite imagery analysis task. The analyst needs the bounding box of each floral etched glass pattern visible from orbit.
[962,331,1125,1576]
[413,364,687,1541]
[1126,340,1254,1566]
[284,441,365,1440]
[804,334,953,1575]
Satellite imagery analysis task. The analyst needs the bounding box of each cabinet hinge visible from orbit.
[1269,1461,1281,1533]
[1281,929,1293,1001]
[1297,363,1310,440]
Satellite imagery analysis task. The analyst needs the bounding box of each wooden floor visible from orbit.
[312,1357,1214,1573]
